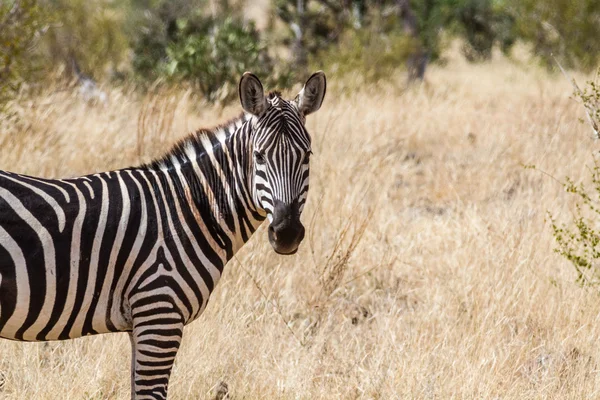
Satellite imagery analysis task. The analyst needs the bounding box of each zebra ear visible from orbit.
[239,72,268,116]
[296,71,326,116]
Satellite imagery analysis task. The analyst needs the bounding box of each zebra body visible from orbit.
[0,72,326,399]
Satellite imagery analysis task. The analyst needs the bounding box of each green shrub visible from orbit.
[132,4,293,101]
[0,0,48,107]
[0,0,129,102]
[41,0,129,79]
[164,17,271,99]
[508,0,600,71]
[550,76,600,285]
[274,0,351,68]
[305,0,518,81]
[454,0,516,61]
[313,27,414,83]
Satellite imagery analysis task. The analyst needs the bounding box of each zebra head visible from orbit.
[239,71,326,255]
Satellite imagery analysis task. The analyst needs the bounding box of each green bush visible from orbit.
[132,4,293,101]
[454,0,516,61]
[508,0,600,71]
[163,17,271,99]
[42,0,129,79]
[0,0,48,107]
[274,0,350,67]
[550,76,600,285]
[301,0,518,82]
[313,27,414,83]
[0,0,129,102]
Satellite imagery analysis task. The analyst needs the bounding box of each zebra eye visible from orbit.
[303,151,312,164]
[254,151,266,165]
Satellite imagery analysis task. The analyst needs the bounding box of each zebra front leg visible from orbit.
[130,315,184,399]
[129,332,136,400]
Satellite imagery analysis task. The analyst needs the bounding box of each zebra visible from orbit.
[0,71,326,399]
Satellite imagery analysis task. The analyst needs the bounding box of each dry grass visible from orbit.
[1,55,600,399]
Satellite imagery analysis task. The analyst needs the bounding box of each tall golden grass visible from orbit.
[0,54,599,399]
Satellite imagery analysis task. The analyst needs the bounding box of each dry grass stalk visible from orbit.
[319,208,373,297]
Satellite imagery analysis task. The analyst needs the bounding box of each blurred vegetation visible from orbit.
[315,28,414,83]
[306,5,413,83]
[131,1,292,101]
[453,0,516,62]
[43,0,129,78]
[508,0,600,71]
[0,0,599,107]
[0,0,48,107]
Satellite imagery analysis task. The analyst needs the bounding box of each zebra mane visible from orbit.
[142,91,288,172]
[141,111,251,171]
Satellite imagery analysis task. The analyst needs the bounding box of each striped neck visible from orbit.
[140,113,267,260]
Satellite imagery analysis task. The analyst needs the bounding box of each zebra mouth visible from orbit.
[273,246,299,255]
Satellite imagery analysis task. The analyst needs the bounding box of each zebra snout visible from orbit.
[268,222,305,255]
[268,200,305,255]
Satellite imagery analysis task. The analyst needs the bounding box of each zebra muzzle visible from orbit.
[268,200,305,255]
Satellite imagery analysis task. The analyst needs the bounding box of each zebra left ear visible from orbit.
[296,71,326,116]
[239,72,268,116]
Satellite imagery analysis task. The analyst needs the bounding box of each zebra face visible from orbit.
[239,71,326,255]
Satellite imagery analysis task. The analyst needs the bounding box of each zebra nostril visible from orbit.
[268,225,277,241]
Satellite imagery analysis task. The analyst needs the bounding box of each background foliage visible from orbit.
[0,0,48,107]
[131,2,293,101]
[508,0,600,70]
[0,0,599,107]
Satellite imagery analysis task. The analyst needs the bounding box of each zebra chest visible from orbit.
[125,243,220,326]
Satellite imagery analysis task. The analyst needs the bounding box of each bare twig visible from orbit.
[522,164,563,185]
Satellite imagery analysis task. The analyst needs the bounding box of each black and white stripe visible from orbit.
[0,71,326,399]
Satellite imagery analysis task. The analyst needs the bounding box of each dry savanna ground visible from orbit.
[0,54,599,399]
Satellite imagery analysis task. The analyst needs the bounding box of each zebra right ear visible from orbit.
[296,71,326,116]
[239,72,268,116]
